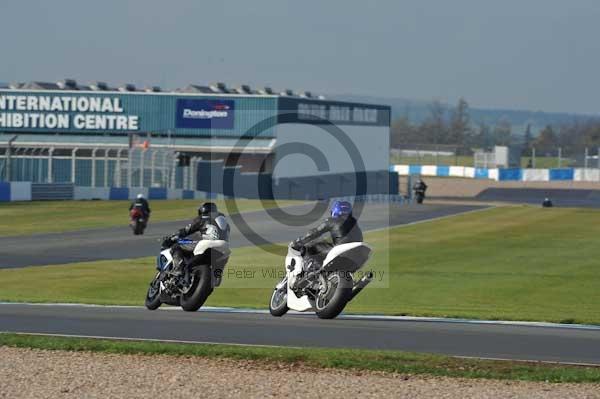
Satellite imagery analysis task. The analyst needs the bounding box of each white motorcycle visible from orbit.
[145,231,230,312]
[269,242,373,319]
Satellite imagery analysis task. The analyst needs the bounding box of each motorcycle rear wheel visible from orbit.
[315,271,352,319]
[145,273,162,310]
[180,266,212,312]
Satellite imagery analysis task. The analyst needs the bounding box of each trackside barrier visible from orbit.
[0,182,10,201]
[331,194,408,204]
[148,187,167,200]
[0,183,234,201]
[393,165,600,182]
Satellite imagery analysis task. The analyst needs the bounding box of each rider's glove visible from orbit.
[161,235,177,248]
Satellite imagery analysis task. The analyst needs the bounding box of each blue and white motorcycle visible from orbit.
[145,226,230,312]
[269,242,373,319]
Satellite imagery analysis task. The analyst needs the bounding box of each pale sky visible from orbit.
[1,0,599,114]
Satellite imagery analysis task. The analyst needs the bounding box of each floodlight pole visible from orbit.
[558,147,562,168]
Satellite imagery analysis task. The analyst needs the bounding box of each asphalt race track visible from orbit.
[2,303,600,365]
[3,203,599,366]
[0,202,486,268]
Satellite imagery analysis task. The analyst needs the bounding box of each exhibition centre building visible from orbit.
[0,80,396,200]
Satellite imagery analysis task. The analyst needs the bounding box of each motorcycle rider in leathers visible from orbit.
[291,200,362,270]
[163,202,230,277]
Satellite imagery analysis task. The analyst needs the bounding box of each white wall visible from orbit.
[273,124,389,178]
[10,182,32,201]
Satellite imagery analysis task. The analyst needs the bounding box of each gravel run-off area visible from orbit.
[1,347,600,399]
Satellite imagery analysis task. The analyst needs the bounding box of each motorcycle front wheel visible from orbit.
[145,273,162,310]
[315,271,352,319]
[180,266,212,312]
[269,282,288,317]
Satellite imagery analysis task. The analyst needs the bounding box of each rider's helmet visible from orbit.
[198,202,218,219]
[136,193,145,200]
[330,200,352,218]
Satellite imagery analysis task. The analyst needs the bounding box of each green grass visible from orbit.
[2,206,600,324]
[391,154,575,168]
[0,199,303,237]
[1,333,599,383]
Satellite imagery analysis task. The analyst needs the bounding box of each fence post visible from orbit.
[115,149,122,187]
[21,148,29,180]
[6,135,18,182]
[91,148,98,187]
[597,147,600,169]
[140,148,145,188]
[127,148,133,189]
[150,150,158,187]
[36,148,43,183]
[48,147,54,183]
[532,147,536,168]
[192,156,200,192]
[71,148,78,184]
[189,157,197,190]
[104,149,109,187]
[558,147,562,168]
[585,147,589,169]
[170,155,178,190]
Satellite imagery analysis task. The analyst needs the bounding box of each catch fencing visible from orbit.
[0,144,198,191]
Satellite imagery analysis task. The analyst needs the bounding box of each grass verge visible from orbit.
[0,198,303,237]
[1,333,599,383]
[2,206,600,324]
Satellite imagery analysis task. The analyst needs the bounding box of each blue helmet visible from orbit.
[331,200,352,218]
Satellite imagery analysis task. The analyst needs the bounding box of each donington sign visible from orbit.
[0,94,139,131]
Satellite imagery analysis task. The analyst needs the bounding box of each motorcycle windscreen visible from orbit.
[322,245,371,273]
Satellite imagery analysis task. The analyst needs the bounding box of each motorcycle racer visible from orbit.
[163,202,230,276]
[291,200,363,268]
[129,193,151,219]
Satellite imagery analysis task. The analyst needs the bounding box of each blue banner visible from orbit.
[175,99,234,129]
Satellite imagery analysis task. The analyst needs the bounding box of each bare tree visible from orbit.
[449,97,471,152]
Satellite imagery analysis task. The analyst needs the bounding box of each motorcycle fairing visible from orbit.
[322,242,372,273]
[285,247,314,312]
[193,239,231,257]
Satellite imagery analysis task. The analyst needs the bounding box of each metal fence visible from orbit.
[522,147,600,169]
[0,144,198,190]
[393,146,600,169]
[390,145,461,166]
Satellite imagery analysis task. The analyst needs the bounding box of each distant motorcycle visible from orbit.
[129,205,147,235]
[269,242,373,319]
[413,180,427,204]
[414,188,426,204]
[145,235,230,311]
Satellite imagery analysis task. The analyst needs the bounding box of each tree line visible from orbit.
[391,98,600,155]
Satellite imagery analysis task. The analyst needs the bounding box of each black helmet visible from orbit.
[198,202,218,218]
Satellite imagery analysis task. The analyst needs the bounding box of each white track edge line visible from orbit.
[2,331,598,367]
[0,331,302,349]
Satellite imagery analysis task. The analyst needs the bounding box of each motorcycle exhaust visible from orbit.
[349,272,373,301]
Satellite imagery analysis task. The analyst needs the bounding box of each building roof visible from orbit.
[1,79,324,99]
